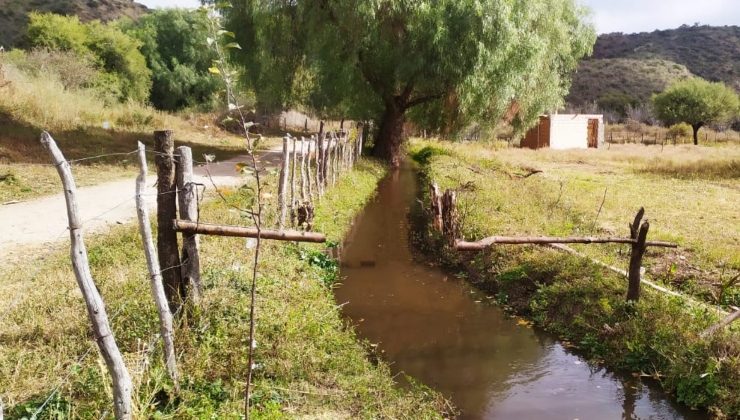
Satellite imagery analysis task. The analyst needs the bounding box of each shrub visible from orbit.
[123,9,220,111]
[668,122,692,139]
[26,13,152,102]
[4,48,99,90]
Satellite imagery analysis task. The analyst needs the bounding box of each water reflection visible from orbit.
[336,163,704,419]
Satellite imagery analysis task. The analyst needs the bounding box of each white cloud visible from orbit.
[579,0,739,33]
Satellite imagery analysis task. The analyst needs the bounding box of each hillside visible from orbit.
[567,25,740,107]
[0,0,148,47]
[567,58,693,106]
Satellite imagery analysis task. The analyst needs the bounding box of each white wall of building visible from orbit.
[549,114,604,149]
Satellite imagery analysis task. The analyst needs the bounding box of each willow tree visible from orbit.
[223,0,595,164]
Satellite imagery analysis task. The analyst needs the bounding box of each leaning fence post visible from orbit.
[176,146,201,300]
[627,208,648,302]
[154,130,184,311]
[278,136,290,229]
[41,132,133,419]
[136,142,179,391]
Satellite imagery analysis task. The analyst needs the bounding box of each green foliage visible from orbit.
[299,248,340,287]
[667,122,692,139]
[411,146,450,165]
[597,91,639,117]
[123,9,221,111]
[26,13,152,102]
[222,0,596,141]
[653,78,740,141]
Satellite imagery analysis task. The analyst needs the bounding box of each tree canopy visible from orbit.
[123,9,221,111]
[653,78,739,145]
[222,0,595,163]
[26,13,151,103]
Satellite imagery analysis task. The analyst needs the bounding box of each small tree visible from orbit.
[653,78,739,145]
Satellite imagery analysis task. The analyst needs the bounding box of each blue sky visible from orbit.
[136,0,740,34]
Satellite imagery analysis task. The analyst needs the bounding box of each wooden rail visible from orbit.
[455,236,678,251]
[173,220,326,243]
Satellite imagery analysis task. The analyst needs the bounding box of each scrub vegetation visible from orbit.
[411,139,739,417]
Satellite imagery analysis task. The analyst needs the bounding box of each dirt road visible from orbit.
[1,148,286,263]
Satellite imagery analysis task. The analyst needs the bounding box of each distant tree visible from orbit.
[653,78,739,145]
[123,9,220,111]
[26,13,151,102]
[597,91,638,120]
[222,0,596,164]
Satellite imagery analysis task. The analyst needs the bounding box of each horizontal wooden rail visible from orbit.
[455,235,677,251]
[173,220,326,243]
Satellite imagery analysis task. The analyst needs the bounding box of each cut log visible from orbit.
[455,236,677,250]
[173,220,326,243]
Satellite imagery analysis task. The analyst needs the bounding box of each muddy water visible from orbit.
[336,164,704,419]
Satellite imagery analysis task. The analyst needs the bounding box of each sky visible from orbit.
[136,0,740,34]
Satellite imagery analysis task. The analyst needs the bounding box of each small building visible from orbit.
[521,114,604,150]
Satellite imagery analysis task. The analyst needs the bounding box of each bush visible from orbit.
[123,9,221,111]
[668,122,692,139]
[4,48,99,90]
[26,13,152,103]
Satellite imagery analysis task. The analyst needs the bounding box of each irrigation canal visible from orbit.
[335,163,704,419]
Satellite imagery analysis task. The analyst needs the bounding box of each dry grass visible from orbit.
[414,140,740,306]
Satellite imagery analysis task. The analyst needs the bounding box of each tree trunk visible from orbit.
[692,123,703,145]
[373,102,406,166]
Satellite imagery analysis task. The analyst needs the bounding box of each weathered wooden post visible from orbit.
[441,189,459,247]
[300,137,308,202]
[136,142,179,390]
[316,133,324,195]
[627,208,649,302]
[306,138,314,201]
[154,130,184,311]
[278,136,290,229]
[430,183,443,232]
[176,146,201,300]
[290,136,298,226]
[41,132,133,419]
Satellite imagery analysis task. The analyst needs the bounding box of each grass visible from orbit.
[414,140,740,306]
[0,158,448,418]
[411,139,740,417]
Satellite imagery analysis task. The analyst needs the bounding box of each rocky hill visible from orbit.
[0,0,148,48]
[567,25,740,107]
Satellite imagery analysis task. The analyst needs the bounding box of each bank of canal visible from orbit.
[335,163,704,419]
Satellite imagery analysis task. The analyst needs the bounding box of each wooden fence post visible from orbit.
[278,136,290,229]
[306,138,314,201]
[300,137,308,202]
[290,136,298,226]
[316,134,323,195]
[430,183,443,232]
[136,142,179,390]
[627,208,649,302]
[176,146,201,300]
[154,130,184,312]
[441,189,459,247]
[41,132,133,419]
